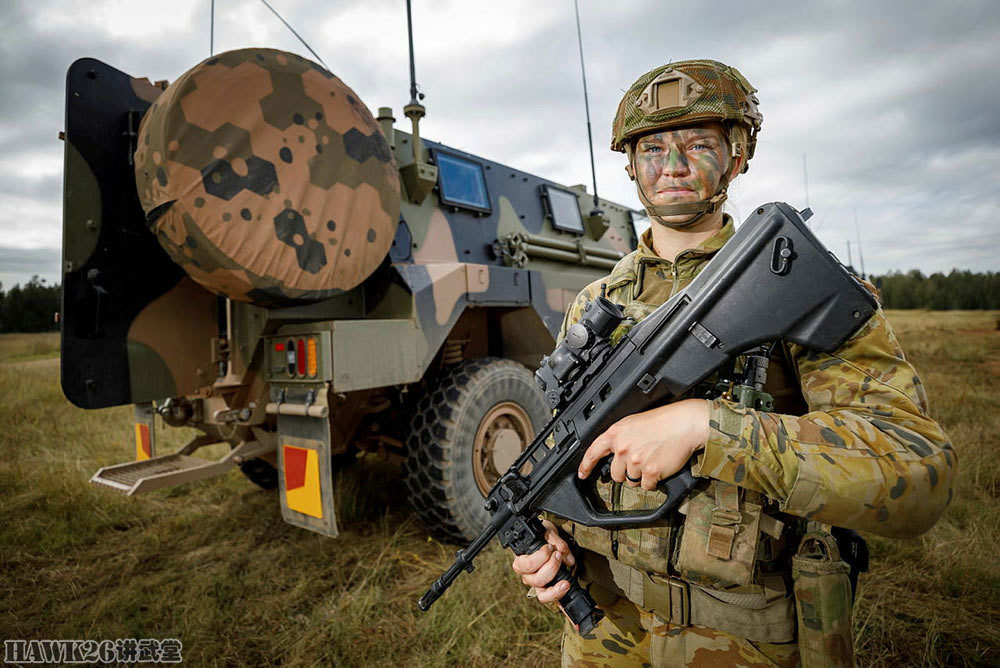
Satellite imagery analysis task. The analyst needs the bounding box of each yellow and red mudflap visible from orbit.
[282,443,323,518]
[276,433,339,538]
[134,403,156,461]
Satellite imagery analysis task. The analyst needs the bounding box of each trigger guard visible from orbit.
[537,464,698,528]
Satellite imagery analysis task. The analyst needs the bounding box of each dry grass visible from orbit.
[0,344,559,666]
[849,310,1000,667]
[1,312,998,665]
[0,332,60,362]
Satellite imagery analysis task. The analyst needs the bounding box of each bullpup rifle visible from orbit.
[418,202,878,633]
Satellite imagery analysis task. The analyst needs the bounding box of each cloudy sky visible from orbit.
[1,0,998,289]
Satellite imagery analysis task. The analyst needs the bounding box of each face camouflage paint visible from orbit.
[633,126,730,215]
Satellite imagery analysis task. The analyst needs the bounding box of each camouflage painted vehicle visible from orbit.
[60,48,641,542]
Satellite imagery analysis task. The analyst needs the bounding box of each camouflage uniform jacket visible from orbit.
[554,218,956,590]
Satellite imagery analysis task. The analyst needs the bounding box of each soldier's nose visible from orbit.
[662,149,690,176]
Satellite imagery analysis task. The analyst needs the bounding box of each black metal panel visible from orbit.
[61,58,185,408]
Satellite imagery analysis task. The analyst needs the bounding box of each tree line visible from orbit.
[0,270,997,332]
[0,277,61,333]
[871,269,1000,310]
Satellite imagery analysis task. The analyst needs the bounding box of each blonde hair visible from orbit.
[726,123,751,176]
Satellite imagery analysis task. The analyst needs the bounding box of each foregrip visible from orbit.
[551,563,603,635]
[520,537,603,635]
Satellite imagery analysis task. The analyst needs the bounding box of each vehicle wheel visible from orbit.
[403,357,549,542]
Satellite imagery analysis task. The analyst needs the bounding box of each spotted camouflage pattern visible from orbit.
[694,299,956,540]
[62,54,642,411]
[60,51,645,557]
[546,219,954,663]
[560,594,799,668]
[134,48,401,305]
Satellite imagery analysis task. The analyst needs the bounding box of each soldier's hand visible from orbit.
[510,519,576,604]
[578,399,710,491]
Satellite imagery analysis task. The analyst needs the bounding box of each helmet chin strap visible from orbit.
[638,181,728,229]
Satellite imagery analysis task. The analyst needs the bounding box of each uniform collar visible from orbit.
[637,215,735,265]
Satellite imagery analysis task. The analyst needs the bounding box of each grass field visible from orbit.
[1,311,998,666]
[0,332,59,362]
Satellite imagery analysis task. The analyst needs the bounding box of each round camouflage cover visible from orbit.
[134,48,400,305]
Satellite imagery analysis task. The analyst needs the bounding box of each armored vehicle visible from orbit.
[61,48,641,542]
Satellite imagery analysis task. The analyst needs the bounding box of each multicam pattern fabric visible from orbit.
[792,533,855,667]
[694,301,955,540]
[610,60,761,157]
[550,218,955,664]
[134,48,400,305]
[561,594,800,668]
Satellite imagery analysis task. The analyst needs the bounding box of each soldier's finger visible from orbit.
[520,547,564,589]
[536,579,570,604]
[511,544,553,575]
[578,437,612,479]
[640,470,659,491]
[609,453,627,483]
[543,526,574,566]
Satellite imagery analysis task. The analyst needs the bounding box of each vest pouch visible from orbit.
[688,575,796,643]
[673,483,761,588]
[615,483,677,574]
[792,532,855,668]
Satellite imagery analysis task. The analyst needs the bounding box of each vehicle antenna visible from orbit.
[210,0,215,56]
[854,207,866,279]
[258,0,330,72]
[406,0,423,108]
[398,0,437,204]
[803,154,810,215]
[574,0,601,217]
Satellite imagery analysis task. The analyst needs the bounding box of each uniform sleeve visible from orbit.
[558,283,599,341]
[690,309,956,539]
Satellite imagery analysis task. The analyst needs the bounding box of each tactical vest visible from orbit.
[560,235,809,643]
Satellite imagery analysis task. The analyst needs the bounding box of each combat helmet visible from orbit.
[612,59,762,227]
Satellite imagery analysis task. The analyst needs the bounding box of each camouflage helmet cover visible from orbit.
[135,48,401,306]
[611,59,762,169]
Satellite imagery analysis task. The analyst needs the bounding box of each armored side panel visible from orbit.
[61,58,217,409]
[370,132,641,375]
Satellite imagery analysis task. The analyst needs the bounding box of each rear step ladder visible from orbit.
[91,436,276,495]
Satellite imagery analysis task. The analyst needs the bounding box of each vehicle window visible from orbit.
[435,151,491,213]
[542,185,584,234]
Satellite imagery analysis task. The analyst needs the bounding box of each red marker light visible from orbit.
[274,342,285,352]
[296,339,306,376]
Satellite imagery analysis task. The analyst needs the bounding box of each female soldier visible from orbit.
[512,59,954,668]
